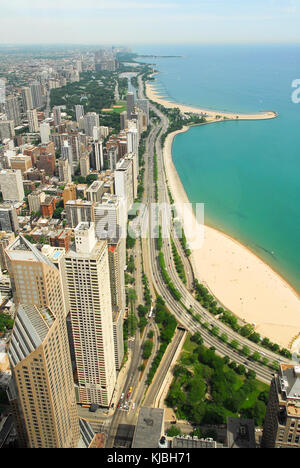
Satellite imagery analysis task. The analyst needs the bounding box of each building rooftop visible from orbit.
[227,417,256,449]
[279,365,300,401]
[132,407,164,449]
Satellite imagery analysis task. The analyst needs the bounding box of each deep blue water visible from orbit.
[136,44,300,292]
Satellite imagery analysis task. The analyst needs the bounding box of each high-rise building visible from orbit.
[261,364,300,448]
[65,199,95,228]
[0,120,15,139]
[136,99,149,127]
[30,82,43,109]
[75,105,84,123]
[40,122,51,144]
[127,126,139,177]
[108,238,126,315]
[10,154,33,174]
[86,180,105,203]
[52,106,62,126]
[126,92,135,120]
[6,236,80,448]
[83,113,100,137]
[0,202,20,233]
[90,141,103,171]
[94,193,127,242]
[0,169,24,202]
[114,158,134,213]
[58,157,72,184]
[28,190,46,214]
[0,231,15,270]
[5,95,21,127]
[63,183,77,207]
[80,154,90,178]
[120,111,128,131]
[67,133,81,163]
[21,87,33,113]
[64,222,116,406]
[107,146,118,171]
[27,109,39,133]
[61,141,74,175]
[36,153,56,176]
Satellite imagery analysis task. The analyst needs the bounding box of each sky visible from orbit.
[0,0,300,45]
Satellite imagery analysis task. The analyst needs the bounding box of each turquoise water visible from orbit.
[136,44,300,292]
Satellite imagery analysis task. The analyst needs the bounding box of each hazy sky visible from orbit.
[1,0,300,45]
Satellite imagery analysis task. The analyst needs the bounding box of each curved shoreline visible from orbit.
[148,81,300,350]
[146,79,278,121]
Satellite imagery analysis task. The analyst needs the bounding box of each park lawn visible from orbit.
[182,334,198,354]
[240,380,269,410]
[101,101,127,114]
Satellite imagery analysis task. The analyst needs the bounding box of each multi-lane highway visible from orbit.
[106,73,292,447]
[137,74,293,385]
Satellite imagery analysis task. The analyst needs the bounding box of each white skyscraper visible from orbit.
[64,222,117,407]
[21,87,33,113]
[0,169,24,202]
[75,104,84,123]
[84,112,100,137]
[40,122,51,144]
[114,158,134,213]
[61,141,74,175]
[27,109,39,133]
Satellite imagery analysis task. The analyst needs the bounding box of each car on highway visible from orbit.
[121,393,124,399]
[117,402,121,409]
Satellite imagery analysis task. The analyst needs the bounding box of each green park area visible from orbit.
[165,333,269,428]
[101,100,127,114]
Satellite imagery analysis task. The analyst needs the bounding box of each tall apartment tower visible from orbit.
[80,154,90,178]
[120,111,128,131]
[5,236,80,448]
[61,141,74,175]
[64,222,116,407]
[261,364,300,448]
[0,120,15,139]
[108,237,126,323]
[21,87,33,113]
[0,202,20,233]
[90,140,104,171]
[53,106,62,126]
[84,112,100,137]
[126,92,135,120]
[65,200,95,228]
[58,157,72,184]
[5,95,21,126]
[136,99,149,126]
[0,169,25,202]
[40,121,51,144]
[27,109,39,133]
[108,146,118,171]
[114,158,134,213]
[75,104,84,123]
[30,82,43,109]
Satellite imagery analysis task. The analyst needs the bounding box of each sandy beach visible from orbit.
[146,80,277,121]
[162,124,300,351]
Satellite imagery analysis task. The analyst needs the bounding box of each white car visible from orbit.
[132,403,135,410]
